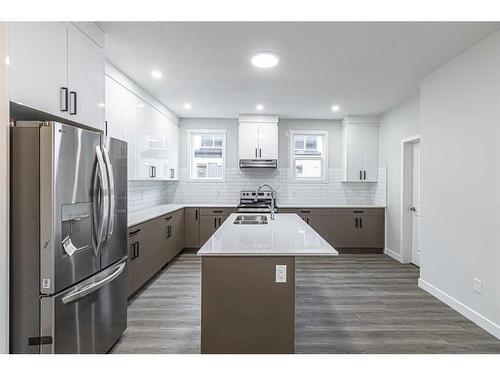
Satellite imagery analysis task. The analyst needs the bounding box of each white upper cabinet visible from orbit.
[238,115,279,161]
[9,22,68,117]
[341,116,379,182]
[67,25,105,130]
[9,22,105,131]
[105,73,179,181]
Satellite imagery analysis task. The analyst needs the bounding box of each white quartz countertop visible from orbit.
[197,213,339,257]
[128,203,385,227]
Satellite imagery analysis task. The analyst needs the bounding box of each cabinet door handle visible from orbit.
[219,217,222,226]
[212,210,223,213]
[353,210,364,214]
[60,87,68,112]
[364,170,367,180]
[153,166,157,178]
[130,243,136,260]
[135,241,140,258]
[170,168,175,179]
[255,148,258,158]
[195,209,198,221]
[129,229,141,236]
[214,217,217,228]
[165,216,172,221]
[355,218,358,228]
[359,171,362,180]
[306,217,309,224]
[300,210,311,214]
[259,148,262,158]
[359,218,363,228]
[69,91,77,115]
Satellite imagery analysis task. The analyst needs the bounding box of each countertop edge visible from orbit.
[129,203,386,227]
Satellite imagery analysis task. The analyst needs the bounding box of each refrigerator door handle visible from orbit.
[93,146,110,256]
[61,261,126,304]
[102,146,115,241]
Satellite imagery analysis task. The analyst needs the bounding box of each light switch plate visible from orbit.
[473,278,482,294]
[275,265,287,283]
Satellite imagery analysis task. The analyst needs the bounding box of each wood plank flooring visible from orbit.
[111,251,500,354]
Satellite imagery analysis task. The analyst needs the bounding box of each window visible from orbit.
[188,130,226,180]
[290,131,328,181]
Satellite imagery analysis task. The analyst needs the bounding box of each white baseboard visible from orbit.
[384,248,402,263]
[418,278,500,340]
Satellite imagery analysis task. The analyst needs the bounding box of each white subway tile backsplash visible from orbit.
[127,167,386,211]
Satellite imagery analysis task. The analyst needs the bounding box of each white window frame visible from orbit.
[289,130,329,183]
[187,129,227,182]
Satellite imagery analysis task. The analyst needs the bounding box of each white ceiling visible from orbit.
[99,22,500,119]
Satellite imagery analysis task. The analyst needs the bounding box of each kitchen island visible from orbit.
[197,213,338,354]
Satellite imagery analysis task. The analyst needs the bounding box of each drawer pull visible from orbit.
[165,216,172,221]
[129,229,141,236]
[353,210,364,213]
[300,210,311,213]
[212,210,223,213]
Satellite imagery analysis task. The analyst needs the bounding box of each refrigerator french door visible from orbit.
[10,121,128,354]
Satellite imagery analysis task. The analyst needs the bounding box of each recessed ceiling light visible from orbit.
[5,56,10,66]
[331,105,340,112]
[137,103,145,108]
[151,70,163,79]
[98,103,105,108]
[184,103,192,110]
[256,104,264,111]
[251,52,279,69]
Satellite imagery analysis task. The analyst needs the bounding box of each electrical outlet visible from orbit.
[473,278,482,294]
[275,265,287,283]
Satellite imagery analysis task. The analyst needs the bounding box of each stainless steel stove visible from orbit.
[237,189,278,213]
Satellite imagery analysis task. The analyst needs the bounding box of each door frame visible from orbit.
[400,135,420,264]
[0,22,10,354]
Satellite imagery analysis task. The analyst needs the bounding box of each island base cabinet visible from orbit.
[199,208,236,246]
[201,256,295,354]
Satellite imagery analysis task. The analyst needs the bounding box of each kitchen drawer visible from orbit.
[200,207,236,216]
[333,208,384,216]
[279,208,332,216]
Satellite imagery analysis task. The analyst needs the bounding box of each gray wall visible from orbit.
[179,118,342,169]
[420,30,500,337]
[378,94,420,256]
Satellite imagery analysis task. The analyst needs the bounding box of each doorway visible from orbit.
[400,135,421,265]
[410,143,421,266]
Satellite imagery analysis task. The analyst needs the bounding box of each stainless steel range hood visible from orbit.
[239,159,278,168]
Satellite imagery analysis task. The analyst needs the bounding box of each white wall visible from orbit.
[378,94,420,257]
[0,21,9,354]
[419,30,500,338]
[170,118,386,206]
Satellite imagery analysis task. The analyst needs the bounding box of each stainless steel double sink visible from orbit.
[233,215,268,225]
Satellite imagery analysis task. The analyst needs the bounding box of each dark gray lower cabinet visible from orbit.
[199,208,237,246]
[184,208,200,248]
[127,209,185,297]
[332,208,385,249]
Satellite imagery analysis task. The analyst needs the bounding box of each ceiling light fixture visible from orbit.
[256,104,264,111]
[151,70,163,79]
[331,105,340,112]
[251,52,279,69]
[184,103,192,109]
[98,103,105,108]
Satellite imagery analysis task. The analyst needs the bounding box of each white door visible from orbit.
[346,125,364,181]
[411,142,421,266]
[9,22,68,117]
[257,124,278,159]
[238,123,259,159]
[67,25,105,131]
[362,125,378,182]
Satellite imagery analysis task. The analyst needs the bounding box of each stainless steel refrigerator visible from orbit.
[10,121,128,354]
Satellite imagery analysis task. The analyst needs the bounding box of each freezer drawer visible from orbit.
[40,259,128,354]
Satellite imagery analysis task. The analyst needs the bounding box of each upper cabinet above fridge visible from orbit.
[341,116,379,182]
[9,22,105,131]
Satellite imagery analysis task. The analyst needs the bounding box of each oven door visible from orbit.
[40,259,128,354]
